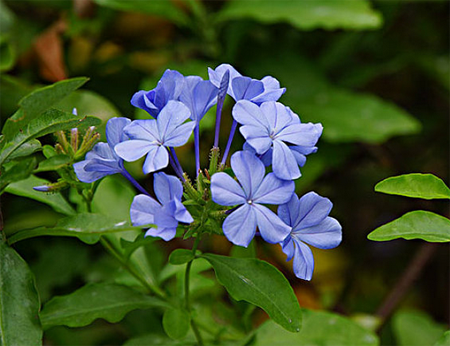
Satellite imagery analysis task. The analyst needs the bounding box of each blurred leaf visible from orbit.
[375,173,450,200]
[202,253,302,333]
[368,210,450,242]
[0,0,15,33]
[159,257,212,284]
[162,308,190,340]
[120,233,157,259]
[40,283,168,329]
[392,310,446,346]
[169,249,195,265]
[93,0,189,26]
[34,154,71,172]
[433,331,450,346]
[218,0,383,30]
[8,213,142,245]
[6,139,41,162]
[0,156,36,193]
[254,310,379,346]
[0,241,42,345]
[124,333,194,346]
[5,175,75,215]
[0,38,15,72]
[0,75,34,116]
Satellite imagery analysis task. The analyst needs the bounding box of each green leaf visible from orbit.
[162,308,190,340]
[168,249,195,265]
[93,0,189,26]
[375,173,450,200]
[0,241,42,345]
[40,283,167,330]
[0,156,36,193]
[34,154,71,173]
[8,213,142,245]
[433,331,450,346]
[392,310,446,346]
[2,77,88,140]
[202,253,301,332]
[368,210,450,242]
[0,107,100,166]
[217,0,383,30]
[0,39,15,73]
[6,139,41,162]
[254,310,379,346]
[5,175,75,215]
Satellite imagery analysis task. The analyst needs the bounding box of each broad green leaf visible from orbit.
[433,331,450,346]
[7,213,141,245]
[34,154,71,173]
[5,175,75,215]
[6,138,41,162]
[0,156,36,193]
[2,77,88,140]
[93,0,189,26]
[0,241,42,345]
[40,283,168,329]
[368,210,450,242]
[254,310,379,346]
[168,249,195,265]
[218,0,383,30]
[0,107,100,166]
[202,253,301,332]
[162,308,190,340]
[375,173,450,199]
[392,310,446,346]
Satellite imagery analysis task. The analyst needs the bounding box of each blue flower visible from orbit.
[130,172,193,241]
[278,192,342,280]
[211,151,294,247]
[208,63,285,104]
[131,69,185,118]
[233,100,323,180]
[73,117,131,183]
[114,100,196,174]
[179,76,218,123]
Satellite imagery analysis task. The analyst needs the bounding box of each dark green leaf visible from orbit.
[392,310,446,346]
[6,139,41,162]
[120,233,157,259]
[368,210,450,242]
[217,0,383,30]
[202,253,301,332]
[169,249,195,265]
[0,241,42,345]
[93,0,189,26]
[40,283,168,329]
[254,310,379,346]
[375,173,450,200]
[8,213,142,245]
[0,156,36,193]
[5,175,75,215]
[162,308,190,340]
[34,154,71,173]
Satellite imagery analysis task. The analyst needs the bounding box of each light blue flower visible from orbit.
[279,192,342,280]
[73,117,130,183]
[208,63,285,104]
[179,76,218,123]
[131,69,185,118]
[130,172,193,241]
[233,100,323,180]
[115,100,196,174]
[211,151,294,247]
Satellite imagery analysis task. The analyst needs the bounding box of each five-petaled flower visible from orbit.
[130,172,193,241]
[211,150,295,247]
[278,192,342,280]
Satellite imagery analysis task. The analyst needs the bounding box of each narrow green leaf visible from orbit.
[162,308,190,340]
[218,0,383,30]
[34,154,71,173]
[8,213,142,245]
[393,310,446,346]
[5,175,75,215]
[40,283,167,329]
[202,253,301,332]
[0,241,42,345]
[368,210,450,242]
[254,310,379,346]
[375,173,450,199]
[169,249,195,265]
[433,331,450,346]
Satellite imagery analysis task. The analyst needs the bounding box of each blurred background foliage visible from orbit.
[0,0,448,345]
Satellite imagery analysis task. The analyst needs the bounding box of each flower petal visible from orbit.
[277,123,323,146]
[153,172,183,204]
[230,151,265,199]
[295,192,333,230]
[130,194,161,226]
[281,235,295,261]
[231,76,264,101]
[142,145,169,174]
[157,100,191,139]
[145,227,177,241]
[278,194,300,227]
[211,172,246,206]
[292,239,314,281]
[73,160,112,183]
[253,172,295,205]
[260,102,293,132]
[240,125,272,154]
[173,198,194,224]
[253,204,291,244]
[294,217,342,249]
[272,140,300,180]
[114,140,153,162]
[222,204,257,247]
[131,90,158,117]
[106,117,131,147]
[208,64,242,98]
[232,100,269,129]
[123,120,160,142]
[163,121,196,147]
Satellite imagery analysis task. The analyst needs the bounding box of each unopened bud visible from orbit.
[71,128,79,151]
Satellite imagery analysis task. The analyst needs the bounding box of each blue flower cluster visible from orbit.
[74,64,342,280]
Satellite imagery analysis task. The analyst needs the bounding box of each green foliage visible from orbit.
[433,331,450,346]
[162,308,191,340]
[375,174,450,199]
[368,210,450,242]
[218,0,383,30]
[203,253,302,333]
[0,241,42,346]
[169,249,196,265]
[253,310,379,346]
[0,156,36,193]
[40,283,168,330]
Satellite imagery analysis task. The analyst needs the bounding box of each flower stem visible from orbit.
[214,70,230,148]
[220,120,237,167]
[121,169,151,196]
[194,124,201,176]
[169,147,185,182]
[185,236,204,346]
